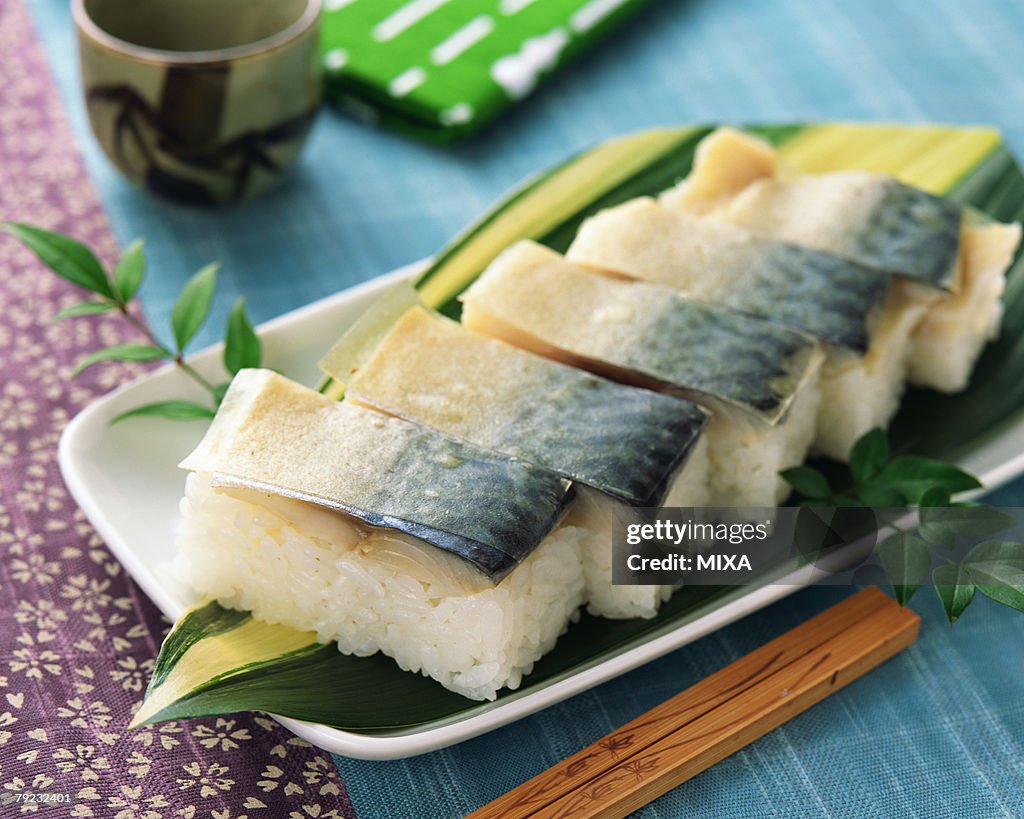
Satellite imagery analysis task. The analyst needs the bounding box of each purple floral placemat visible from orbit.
[0,2,356,816]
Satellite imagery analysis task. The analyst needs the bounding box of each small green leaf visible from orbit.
[780,466,832,500]
[932,563,975,624]
[113,239,146,302]
[919,504,1016,550]
[171,263,219,352]
[3,222,113,298]
[963,540,1024,613]
[849,427,889,484]
[53,301,117,321]
[71,343,167,378]
[878,531,932,606]
[877,456,982,504]
[112,400,216,424]
[223,298,262,376]
[918,486,951,508]
[856,483,904,507]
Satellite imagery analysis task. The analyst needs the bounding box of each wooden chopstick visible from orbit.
[470,587,919,819]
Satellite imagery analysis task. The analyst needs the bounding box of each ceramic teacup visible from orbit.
[73,0,322,206]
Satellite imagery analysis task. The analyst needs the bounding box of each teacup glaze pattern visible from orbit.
[74,0,321,206]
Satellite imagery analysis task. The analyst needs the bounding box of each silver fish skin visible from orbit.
[181,369,575,583]
[343,307,709,507]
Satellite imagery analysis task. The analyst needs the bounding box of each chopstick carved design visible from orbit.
[471,587,919,819]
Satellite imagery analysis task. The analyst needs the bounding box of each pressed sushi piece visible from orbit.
[175,368,584,701]
[663,127,1021,393]
[566,198,891,351]
[566,197,921,460]
[459,241,824,505]
[908,220,1021,391]
[335,307,711,620]
[661,128,963,290]
[661,126,780,217]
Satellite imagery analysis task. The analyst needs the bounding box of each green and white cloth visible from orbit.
[320,0,651,142]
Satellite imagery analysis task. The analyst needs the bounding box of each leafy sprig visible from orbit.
[3,222,261,423]
[784,428,1024,624]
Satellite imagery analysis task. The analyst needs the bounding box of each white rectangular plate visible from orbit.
[59,263,1024,759]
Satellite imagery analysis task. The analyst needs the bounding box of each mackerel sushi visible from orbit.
[174,369,585,701]
[662,127,1021,393]
[459,241,824,506]
[566,196,916,460]
[329,305,711,620]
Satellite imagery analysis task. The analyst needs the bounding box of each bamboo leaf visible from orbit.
[53,301,117,321]
[111,400,216,425]
[223,298,261,376]
[3,222,114,298]
[417,128,709,317]
[171,263,219,352]
[134,588,730,730]
[849,427,888,484]
[932,564,975,624]
[878,532,932,606]
[114,239,146,302]
[71,343,167,378]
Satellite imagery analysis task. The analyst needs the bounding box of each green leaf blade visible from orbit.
[223,298,262,376]
[849,427,889,484]
[878,532,932,606]
[4,222,113,298]
[114,239,146,302]
[878,456,982,504]
[780,465,832,500]
[963,540,1024,613]
[856,483,904,507]
[71,343,167,378]
[919,505,1016,550]
[54,301,117,321]
[932,564,975,624]
[171,263,219,352]
[111,400,216,424]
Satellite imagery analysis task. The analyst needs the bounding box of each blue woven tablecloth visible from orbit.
[26,0,1024,815]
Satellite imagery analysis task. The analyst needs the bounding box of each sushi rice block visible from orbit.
[175,368,584,701]
[336,306,711,620]
[908,219,1020,391]
[566,197,917,460]
[663,127,1021,394]
[459,241,824,506]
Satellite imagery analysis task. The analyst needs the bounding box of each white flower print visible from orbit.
[130,721,184,751]
[192,718,252,752]
[0,381,37,431]
[13,599,67,639]
[177,761,234,798]
[9,634,61,679]
[52,745,111,781]
[108,657,151,692]
[60,575,113,612]
[8,552,59,585]
[106,784,170,819]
